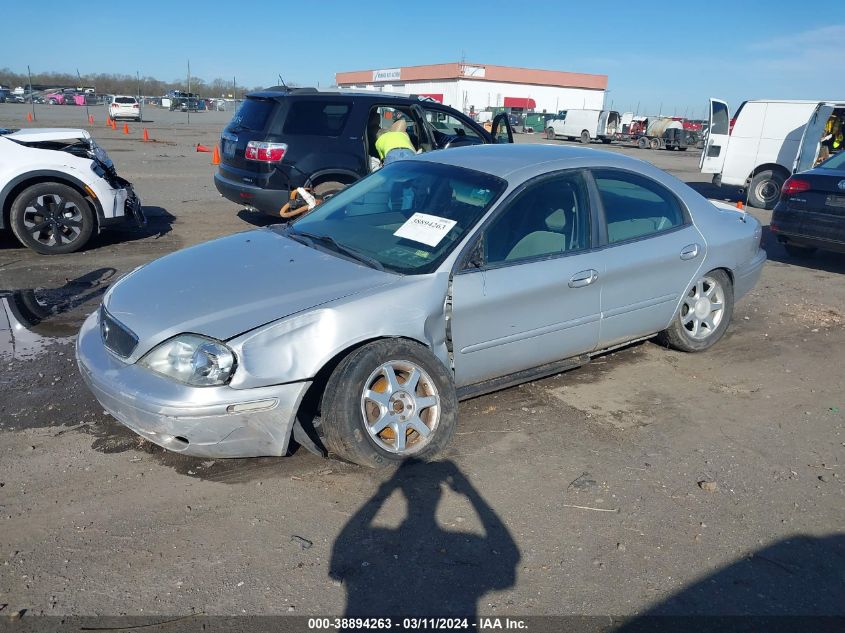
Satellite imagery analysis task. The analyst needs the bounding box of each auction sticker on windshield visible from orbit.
[393,213,457,247]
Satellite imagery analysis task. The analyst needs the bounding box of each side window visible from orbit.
[424,109,482,141]
[282,101,352,136]
[484,173,591,265]
[710,101,730,136]
[592,170,684,244]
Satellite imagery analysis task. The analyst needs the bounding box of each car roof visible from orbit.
[412,143,653,180]
[245,86,427,102]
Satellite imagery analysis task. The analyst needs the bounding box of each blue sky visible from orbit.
[2,0,841,117]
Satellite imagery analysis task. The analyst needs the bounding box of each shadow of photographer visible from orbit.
[330,459,520,624]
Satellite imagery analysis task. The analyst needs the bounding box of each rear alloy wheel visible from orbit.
[580,130,591,144]
[320,339,457,468]
[747,169,786,210]
[546,127,556,140]
[10,183,95,255]
[659,270,734,352]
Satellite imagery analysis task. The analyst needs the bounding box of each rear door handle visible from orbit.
[680,244,700,260]
[569,269,599,288]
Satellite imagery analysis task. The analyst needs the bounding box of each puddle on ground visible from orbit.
[0,268,116,360]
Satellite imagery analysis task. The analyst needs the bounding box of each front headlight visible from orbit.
[139,334,236,386]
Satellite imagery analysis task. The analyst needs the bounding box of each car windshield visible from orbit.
[289,161,505,275]
[818,151,845,170]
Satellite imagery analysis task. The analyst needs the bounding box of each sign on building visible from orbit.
[372,68,401,82]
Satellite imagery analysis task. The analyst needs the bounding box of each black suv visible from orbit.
[214,88,513,215]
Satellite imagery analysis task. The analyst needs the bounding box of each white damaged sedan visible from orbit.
[77,144,765,467]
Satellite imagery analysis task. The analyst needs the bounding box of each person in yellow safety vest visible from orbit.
[375,118,417,165]
[822,117,843,153]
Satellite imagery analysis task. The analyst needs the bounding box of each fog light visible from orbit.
[227,399,277,414]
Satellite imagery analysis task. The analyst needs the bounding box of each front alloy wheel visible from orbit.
[321,339,458,468]
[361,360,441,454]
[10,183,95,254]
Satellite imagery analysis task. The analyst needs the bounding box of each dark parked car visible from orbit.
[771,151,845,256]
[214,87,514,215]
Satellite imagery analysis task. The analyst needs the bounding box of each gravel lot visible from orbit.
[0,102,843,621]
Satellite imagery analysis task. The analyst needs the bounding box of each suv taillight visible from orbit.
[245,141,287,162]
[132,104,139,108]
[781,177,811,196]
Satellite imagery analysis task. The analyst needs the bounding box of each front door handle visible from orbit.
[569,269,599,288]
[680,244,700,260]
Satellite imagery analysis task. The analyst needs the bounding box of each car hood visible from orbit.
[6,128,91,142]
[103,228,396,358]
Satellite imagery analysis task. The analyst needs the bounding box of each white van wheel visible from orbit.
[748,169,786,210]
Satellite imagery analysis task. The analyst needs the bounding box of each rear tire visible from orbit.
[546,127,555,140]
[784,243,816,258]
[658,270,733,352]
[747,169,786,210]
[313,180,347,199]
[320,339,458,468]
[10,183,95,255]
[649,137,661,150]
[637,137,648,149]
[580,130,591,144]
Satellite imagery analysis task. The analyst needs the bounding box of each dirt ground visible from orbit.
[0,103,843,621]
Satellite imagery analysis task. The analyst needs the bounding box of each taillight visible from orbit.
[245,141,287,162]
[781,177,811,196]
[728,117,736,134]
[132,104,139,108]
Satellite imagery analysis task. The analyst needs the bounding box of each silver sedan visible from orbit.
[76,144,766,467]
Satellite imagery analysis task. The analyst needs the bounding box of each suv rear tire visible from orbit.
[313,180,347,199]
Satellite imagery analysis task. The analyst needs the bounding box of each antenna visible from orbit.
[278,74,288,88]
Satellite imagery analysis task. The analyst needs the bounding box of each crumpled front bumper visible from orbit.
[75,310,311,458]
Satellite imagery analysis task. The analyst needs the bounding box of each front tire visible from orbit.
[10,183,95,255]
[747,169,786,210]
[320,339,458,468]
[659,270,734,352]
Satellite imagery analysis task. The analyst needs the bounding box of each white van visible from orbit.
[701,99,845,209]
[545,109,620,144]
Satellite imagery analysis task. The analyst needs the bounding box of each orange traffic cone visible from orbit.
[212,146,221,165]
[142,128,150,142]
[122,123,130,135]
[105,117,111,128]
[196,143,210,153]
[88,114,94,124]
[111,118,116,129]
[736,200,744,209]
[26,112,33,122]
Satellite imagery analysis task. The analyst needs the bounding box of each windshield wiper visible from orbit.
[288,230,384,271]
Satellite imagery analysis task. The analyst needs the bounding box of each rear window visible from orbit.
[283,101,352,136]
[114,97,137,104]
[230,98,276,131]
